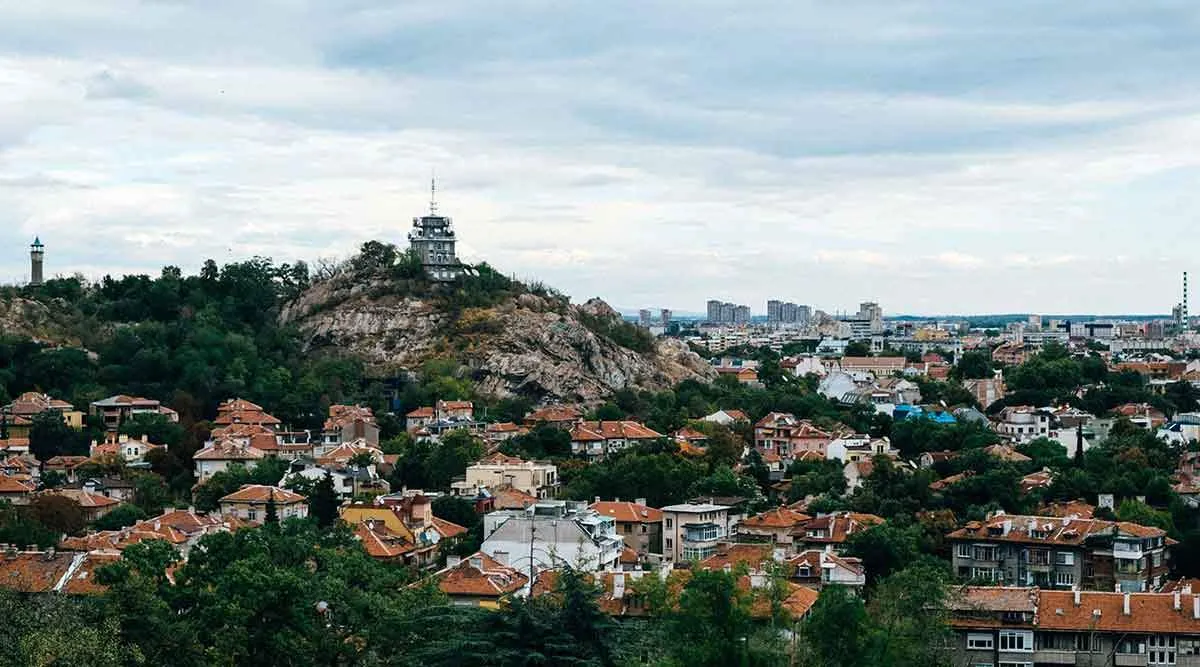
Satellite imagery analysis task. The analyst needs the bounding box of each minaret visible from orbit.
[29,237,44,286]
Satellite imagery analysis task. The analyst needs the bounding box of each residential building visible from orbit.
[946,512,1172,591]
[218,484,308,523]
[193,438,266,480]
[74,477,135,502]
[451,452,559,499]
[737,507,812,546]
[213,398,281,430]
[948,586,1200,667]
[89,395,178,431]
[483,421,527,444]
[89,433,164,466]
[430,552,529,608]
[2,392,84,433]
[342,493,467,568]
[321,404,380,448]
[60,508,246,558]
[789,512,884,555]
[282,459,390,499]
[437,400,475,421]
[0,550,120,595]
[696,543,866,593]
[568,421,663,460]
[44,489,120,522]
[753,413,835,461]
[660,502,734,562]
[837,356,906,376]
[405,406,436,432]
[826,434,897,462]
[706,300,751,324]
[962,376,1005,408]
[994,406,1053,444]
[524,405,584,428]
[590,499,663,562]
[0,475,35,505]
[702,409,750,425]
[991,340,1029,366]
[482,501,624,578]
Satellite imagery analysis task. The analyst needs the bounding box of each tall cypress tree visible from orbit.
[310,472,339,528]
[265,488,279,525]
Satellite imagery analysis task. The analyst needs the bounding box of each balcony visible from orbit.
[1114,654,1148,666]
[1033,649,1077,665]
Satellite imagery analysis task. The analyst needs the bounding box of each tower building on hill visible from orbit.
[29,237,44,286]
[408,179,464,282]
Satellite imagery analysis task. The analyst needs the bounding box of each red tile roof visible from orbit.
[791,512,884,543]
[192,439,266,461]
[525,405,583,424]
[590,501,663,523]
[406,407,434,418]
[434,552,527,597]
[569,421,663,441]
[0,475,35,494]
[946,513,1167,546]
[218,484,306,505]
[742,507,812,530]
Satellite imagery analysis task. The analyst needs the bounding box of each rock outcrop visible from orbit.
[280,274,714,404]
[0,296,77,345]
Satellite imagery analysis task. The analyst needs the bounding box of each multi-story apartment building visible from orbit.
[994,406,1053,444]
[589,499,663,562]
[89,395,178,432]
[450,452,559,499]
[482,501,624,577]
[949,586,1200,667]
[706,300,751,324]
[660,502,734,562]
[753,413,835,461]
[946,512,1172,592]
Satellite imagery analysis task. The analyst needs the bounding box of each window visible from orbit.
[967,633,994,650]
[665,518,673,529]
[1055,551,1074,565]
[1055,571,1075,587]
[956,543,972,558]
[974,546,999,561]
[640,524,647,534]
[247,509,257,521]
[999,630,1032,652]
[665,538,672,550]
[1149,636,1176,665]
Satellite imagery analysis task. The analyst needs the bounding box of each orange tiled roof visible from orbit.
[354,521,423,559]
[698,544,775,572]
[946,513,1167,546]
[0,475,35,494]
[218,484,306,505]
[673,426,708,441]
[315,442,381,466]
[213,408,281,426]
[476,452,527,466]
[431,517,468,540]
[0,552,79,593]
[525,405,583,424]
[0,437,31,450]
[435,552,527,597]
[493,487,538,510]
[437,400,474,411]
[1038,590,1200,634]
[217,398,264,413]
[742,507,812,530]
[570,421,663,441]
[791,512,884,543]
[324,404,376,430]
[406,407,435,418]
[590,501,663,523]
[59,551,120,595]
[193,438,266,461]
[46,489,120,508]
[210,423,276,440]
[984,444,1032,462]
[1037,500,1096,518]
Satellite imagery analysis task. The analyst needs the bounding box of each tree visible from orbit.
[844,341,871,357]
[29,410,83,462]
[119,412,185,448]
[1017,437,1070,470]
[29,494,88,535]
[265,488,279,524]
[309,471,339,528]
[955,351,992,380]
[425,430,485,490]
[664,569,756,667]
[846,523,925,586]
[703,424,743,468]
[431,495,478,528]
[800,585,869,667]
[93,503,147,531]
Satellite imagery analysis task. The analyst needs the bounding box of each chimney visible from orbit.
[1175,591,1182,611]
[594,496,600,504]
[446,555,462,568]
[1122,592,1131,616]
[1193,596,1199,620]
[636,498,647,507]
[469,557,483,571]
[1073,589,1081,606]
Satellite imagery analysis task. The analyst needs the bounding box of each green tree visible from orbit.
[309,471,339,528]
[665,569,755,667]
[955,351,992,379]
[265,488,279,524]
[93,503,147,531]
[29,493,88,535]
[800,585,869,667]
[29,410,83,462]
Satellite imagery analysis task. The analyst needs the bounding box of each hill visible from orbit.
[280,243,713,404]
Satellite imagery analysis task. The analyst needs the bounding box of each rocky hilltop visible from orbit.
[0,296,78,345]
[280,265,714,404]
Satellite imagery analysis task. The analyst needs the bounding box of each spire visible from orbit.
[429,174,438,215]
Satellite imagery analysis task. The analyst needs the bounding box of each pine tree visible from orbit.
[265,488,279,525]
[310,472,339,528]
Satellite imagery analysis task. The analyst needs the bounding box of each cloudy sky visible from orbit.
[2,1,1199,315]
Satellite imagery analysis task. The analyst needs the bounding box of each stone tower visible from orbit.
[408,179,464,282]
[29,237,44,286]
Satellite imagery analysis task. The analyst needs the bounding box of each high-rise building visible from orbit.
[706,300,751,324]
[660,309,672,327]
[408,179,464,282]
[767,300,782,322]
[767,300,811,325]
[707,300,722,323]
[1027,314,1042,331]
[857,302,883,334]
[29,237,44,287]
[638,309,653,327]
[733,305,751,324]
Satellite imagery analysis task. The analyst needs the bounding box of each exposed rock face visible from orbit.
[280,277,714,404]
[0,296,76,344]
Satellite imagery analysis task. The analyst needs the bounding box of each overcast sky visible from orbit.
[2,2,1199,315]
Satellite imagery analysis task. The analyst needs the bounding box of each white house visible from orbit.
[660,502,734,563]
[192,438,265,480]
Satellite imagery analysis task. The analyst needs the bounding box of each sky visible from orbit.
[2,1,1200,315]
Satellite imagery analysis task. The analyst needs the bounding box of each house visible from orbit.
[702,409,750,426]
[714,365,760,385]
[492,486,539,511]
[450,452,559,499]
[929,471,971,492]
[790,549,867,592]
[660,502,734,562]
[281,459,389,499]
[946,511,1172,591]
[947,586,1200,667]
[568,421,663,460]
[429,552,529,608]
[961,377,1005,408]
[483,422,527,444]
[213,398,281,430]
[192,438,266,480]
[523,405,584,429]
[984,443,1033,463]
[321,404,380,448]
[405,407,436,432]
[737,507,812,546]
[75,477,136,502]
[89,395,178,431]
[89,433,164,466]
[218,484,308,523]
[315,440,384,468]
[2,392,84,433]
[782,355,828,378]
[0,437,30,455]
[753,413,835,461]
[43,455,91,482]
[342,494,467,568]
[994,406,1053,444]
[1020,469,1054,492]
[589,499,663,562]
[42,489,120,522]
[0,550,115,595]
[482,501,624,576]
[838,356,906,377]
[437,400,475,421]
[0,474,36,505]
[918,450,960,469]
[1115,403,1168,430]
[991,340,1028,365]
[672,426,709,448]
[826,434,896,462]
[842,459,875,492]
[789,512,884,555]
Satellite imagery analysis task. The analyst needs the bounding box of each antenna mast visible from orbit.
[1184,271,1190,330]
[429,175,438,215]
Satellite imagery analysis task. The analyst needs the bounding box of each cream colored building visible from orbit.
[451,453,558,499]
